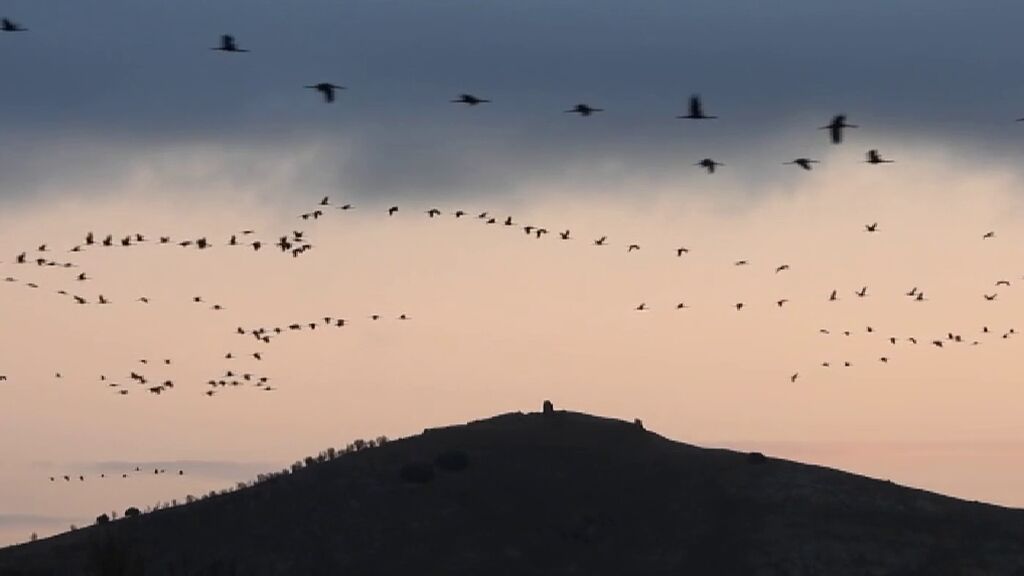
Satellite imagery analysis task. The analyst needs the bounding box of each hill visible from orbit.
[2,408,1024,575]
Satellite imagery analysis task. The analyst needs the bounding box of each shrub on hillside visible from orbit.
[434,450,470,472]
[124,507,141,518]
[96,514,110,525]
[747,452,769,465]
[399,461,435,484]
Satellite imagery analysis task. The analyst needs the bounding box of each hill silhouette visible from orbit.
[2,408,1024,575]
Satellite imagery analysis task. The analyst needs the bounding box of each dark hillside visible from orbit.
[2,409,1024,575]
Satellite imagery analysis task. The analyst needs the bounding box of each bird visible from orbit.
[865,149,893,164]
[213,35,248,52]
[559,230,571,240]
[565,104,603,116]
[452,94,490,106]
[635,303,648,311]
[593,236,608,246]
[865,222,879,232]
[821,115,857,144]
[696,158,724,174]
[996,280,1011,287]
[426,208,442,218]
[676,95,716,120]
[775,264,790,273]
[790,373,799,383]
[627,244,640,253]
[784,158,819,171]
[776,299,788,307]
[305,83,345,103]
[1,18,27,32]
[828,290,838,301]
[676,247,689,257]
[388,206,399,216]
[983,231,996,239]
[734,303,744,311]
[855,286,868,297]
[984,293,998,301]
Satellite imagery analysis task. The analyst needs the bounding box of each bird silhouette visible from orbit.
[676,95,716,120]
[388,206,399,216]
[865,149,893,164]
[452,94,490,106]
[565,104,603,117]
[821,115,857,144]
[305,83,345,103]
[865,222,879,232]
[784,158,819,171]
[1,18,27,32]
[696,159,724,174]
[213,35,248,52]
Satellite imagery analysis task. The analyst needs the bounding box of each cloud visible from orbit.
[2,0,1024,203]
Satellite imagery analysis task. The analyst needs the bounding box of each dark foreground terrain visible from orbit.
[2,409,1024,575]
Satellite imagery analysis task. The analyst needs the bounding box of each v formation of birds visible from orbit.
[1,28,1021,416]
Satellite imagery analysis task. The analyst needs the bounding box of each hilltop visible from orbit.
[2,408,1024,575]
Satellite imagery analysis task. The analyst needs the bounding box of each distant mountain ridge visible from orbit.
[2,407,1024,575]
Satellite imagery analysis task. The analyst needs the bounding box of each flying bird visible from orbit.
[565,104,603,117]
[821,115,857,144]
[1,18,27,32]
[213,35,248,52]
[452,94,490,106]
[305,83,345,103]
[676,95,716,120]
[865,149,893,164]
[784,158,819,171]
[696,159,724,174]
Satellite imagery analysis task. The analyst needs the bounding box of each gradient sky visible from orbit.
[3,0,1024,546]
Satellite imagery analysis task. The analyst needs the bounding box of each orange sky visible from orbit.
[2,140,1024,544]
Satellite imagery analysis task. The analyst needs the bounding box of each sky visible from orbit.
[4,0,1024,545]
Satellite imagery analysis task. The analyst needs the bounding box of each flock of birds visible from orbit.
[49,467,185,483]
[4,16,1024,487]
